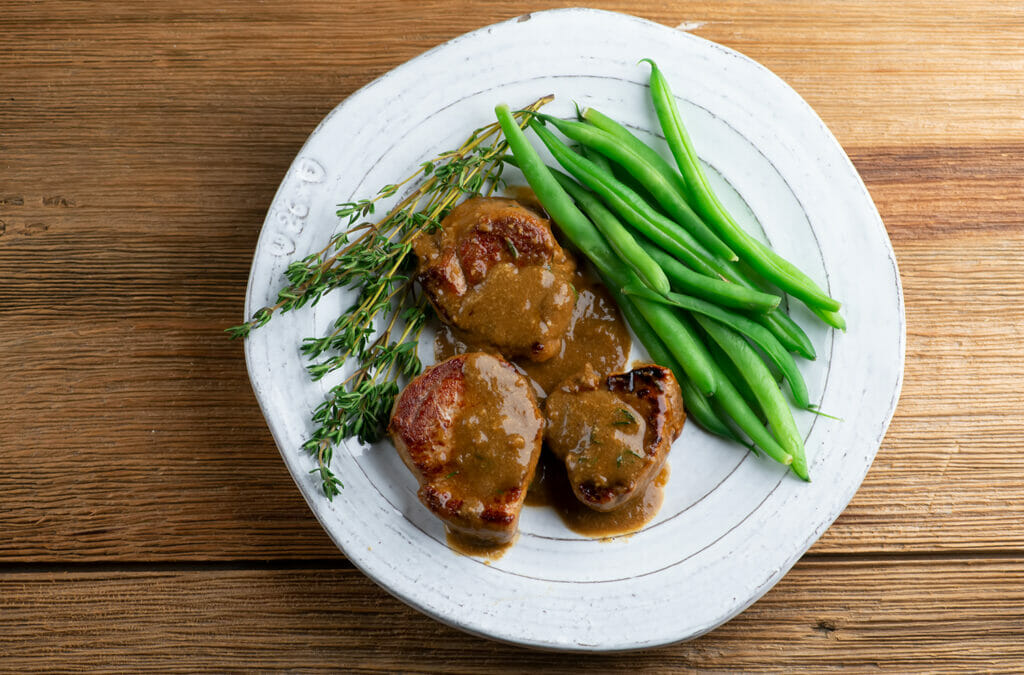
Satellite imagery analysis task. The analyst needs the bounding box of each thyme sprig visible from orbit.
[229,95,553,497]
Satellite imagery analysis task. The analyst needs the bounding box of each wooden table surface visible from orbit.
[3,0,1023,670]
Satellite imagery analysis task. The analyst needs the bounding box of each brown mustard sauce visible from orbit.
[426,353,542,561]
[435,270,631,396]
[445,531,515,561]
[434,266,667,542]
[544,381,650,500]
[448,262,575,362]
[445,352,541,503]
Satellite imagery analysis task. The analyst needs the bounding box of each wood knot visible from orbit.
[813,619,838,637]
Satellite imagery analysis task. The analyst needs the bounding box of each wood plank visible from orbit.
[2,558,1023,670]
[3,143,1022,560]
[1,1,1020,151]
[684,2,1024,147]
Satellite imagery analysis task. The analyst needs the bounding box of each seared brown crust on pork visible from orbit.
[418,197,562,290]
[607,366,685,460]
[388,356,465,479]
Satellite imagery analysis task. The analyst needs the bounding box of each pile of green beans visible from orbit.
[494,62,843,481]
[641,59,845,330]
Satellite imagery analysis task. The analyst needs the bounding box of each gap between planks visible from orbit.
[4,549,1024,576]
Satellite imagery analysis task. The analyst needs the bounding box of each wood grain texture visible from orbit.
[4,143,1022,560]
[2,0,1023,668]
[3,559,1024,671]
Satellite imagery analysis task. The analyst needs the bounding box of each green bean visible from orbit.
[756,341,785,384]
[639,238,780,313]
[580,136,671,216]
[675,313,794,468]
[551,166,669,294]
[696,250,817,359]
[610,160,664,211]
[599,232,671,295]
[708,257,816,359]
[758,306,815,360]
[587,146,681,256]
[582,145,613,174]
[811,306,846,331]
[536,112,736,261]
[679,377,753,450]
[709,255,816,359]
[609,186,815,357]
[631,293,718,393]
[643,59,843,320]
[581,107,822,354]
[582,107,690,199]
[708,396,760,456]
[607,282,752,448]
[714,377,791,466]
[730,259,821,357]
[528,119,724,280]
[696,314,809,480]
[534,119,815,361]
[622,281,811,409]
[496,104,717,395]
[704,333,766,424]
[584,107,834,336]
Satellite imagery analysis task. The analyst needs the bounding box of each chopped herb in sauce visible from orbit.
[616,452,642,467]
[612,407,636,426]
[504,236,519,260]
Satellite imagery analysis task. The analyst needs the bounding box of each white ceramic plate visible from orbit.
[243,8,904,651]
